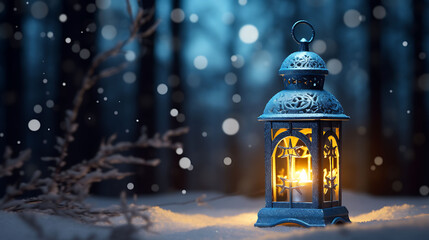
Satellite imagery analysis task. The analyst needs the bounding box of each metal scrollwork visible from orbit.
[268,91,344,115]
[284,94,312,110]
[288,54,325,69]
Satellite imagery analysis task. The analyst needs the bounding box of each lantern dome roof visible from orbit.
[258,89,349,120]
[278,51,328,75]
[258,20,349,121]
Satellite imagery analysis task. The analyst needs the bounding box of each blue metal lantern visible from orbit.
[255,20,351,227]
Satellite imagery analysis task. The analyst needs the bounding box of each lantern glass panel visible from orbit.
[323,130,340,202]
[272,133,312,203]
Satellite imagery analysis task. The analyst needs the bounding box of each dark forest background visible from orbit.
[0,0,428,197]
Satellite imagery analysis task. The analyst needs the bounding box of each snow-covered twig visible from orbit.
[0,126,187,221]
[0,0,187,230]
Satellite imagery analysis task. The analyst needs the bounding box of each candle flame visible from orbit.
[277,169,312,183]
[297,169,308,181]
[294,169,312,182]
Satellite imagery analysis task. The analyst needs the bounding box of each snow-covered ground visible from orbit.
[1,191,428,240]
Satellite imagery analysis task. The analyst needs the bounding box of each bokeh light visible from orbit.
[374,156,383,166]
[311,40,327,54]
[189,14,199,23]
[59,14,67,23]
[31,1,49,19]
[223,157,232,166]
[101,25,117,40]
[123,72,136,84]
[28,119,41,132]
[33,105,42,114]
[419,185,429,196]
[171,8,185,23]
[125,51,136,62]
[231,55,245,68]
[179,157,191,169]
[170,108,179,117]
[126,182,134,190]
[232,94,241,103]
[373,6,386,19]
[157,83,168,95]
[239,24,259,44]
[96,0,111,9]
[222,118,239,135]
[225,72,237,85]
[343,9,361,28]
[327,59,342,75]
[193,56,208,70]
[79,49,91,60]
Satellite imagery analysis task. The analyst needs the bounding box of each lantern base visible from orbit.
[254,206,350,228]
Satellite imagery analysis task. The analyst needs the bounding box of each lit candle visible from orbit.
[292,169,313,202]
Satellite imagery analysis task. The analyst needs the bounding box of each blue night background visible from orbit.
[0,0,428,198]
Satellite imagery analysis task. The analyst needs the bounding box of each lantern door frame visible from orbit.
[256,120,350,227]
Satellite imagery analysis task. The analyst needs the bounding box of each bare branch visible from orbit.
[90,62,130,82]
[0,1,188,232]
[139,20,160,39]
[139,8,155,26]
[55,0,159,171]
[126,0,134,21]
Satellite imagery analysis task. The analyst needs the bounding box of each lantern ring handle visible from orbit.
[291,20,315,44]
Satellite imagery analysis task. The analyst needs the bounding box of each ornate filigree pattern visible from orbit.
[284,95,312,111]
[268,91,344,115]
[276,176,303,195]
[281,53,326,70]
[323,135,339,202]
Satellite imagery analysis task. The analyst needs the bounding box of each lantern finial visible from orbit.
[279,21,328,78]
[291,20,315,51]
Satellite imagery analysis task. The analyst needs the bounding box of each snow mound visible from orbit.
[146,206,257,233]
[1,191,429,240]
[352,204,429,222]
[262,215,429,240]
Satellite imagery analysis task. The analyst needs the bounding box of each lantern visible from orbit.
[254,20,351,227]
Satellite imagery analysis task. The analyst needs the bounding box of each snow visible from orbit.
[1,191,428,240]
